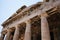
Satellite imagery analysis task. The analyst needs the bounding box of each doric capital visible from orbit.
[41,12,48,18]
[25,20,31,24]
[7,28,14,33]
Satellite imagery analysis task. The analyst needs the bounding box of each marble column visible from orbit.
[10,34,13,40]
[13,25,20,40]
[5,30,11,40]
[41,14,50,40]
[1,34,5,40]
[24,20,31,40]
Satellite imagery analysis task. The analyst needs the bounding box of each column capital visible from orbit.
[7,29,13,33]
[5,29,11,40]
[41,12,48,17]
[25,20,31,24]
[38,12,48,18]
[41,15,50,40]
[24,20,31,40]
[15,25,20,29]
[13,25,20,40]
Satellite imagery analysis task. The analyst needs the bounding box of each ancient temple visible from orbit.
[1,0,60,40]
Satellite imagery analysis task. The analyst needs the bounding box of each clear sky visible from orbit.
[0,0,43,34]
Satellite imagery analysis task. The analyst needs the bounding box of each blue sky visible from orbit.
[0,0,43,33]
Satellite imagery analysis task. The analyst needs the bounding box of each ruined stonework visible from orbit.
[1,0,60,40]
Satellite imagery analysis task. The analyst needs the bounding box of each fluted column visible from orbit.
[10,34,13,40]
[1,34,5,40]
[13,25,20,40]
[24,20,31,40]
[41,14,50,40]
[5,30,11,40]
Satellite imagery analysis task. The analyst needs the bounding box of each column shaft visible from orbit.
[24,21,31,40]
[41,16,50,40]
[13,26,20,40]
[1,34,5,40]
[5,31,11,40]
